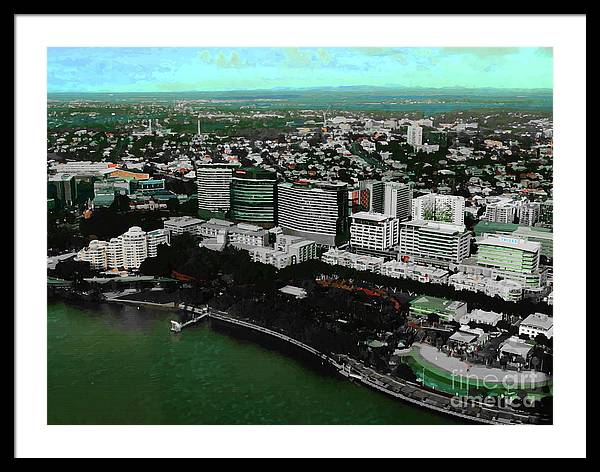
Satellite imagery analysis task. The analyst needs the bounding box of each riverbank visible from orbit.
[178,304,550,425]
[50,291,550,424]
[48,301,460,425]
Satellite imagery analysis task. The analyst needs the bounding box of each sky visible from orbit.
[47,47,553,93]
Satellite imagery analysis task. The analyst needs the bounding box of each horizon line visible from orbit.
[47,85,554,95]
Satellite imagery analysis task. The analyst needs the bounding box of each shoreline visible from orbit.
[178,304,549,425]
[48,294,550,425]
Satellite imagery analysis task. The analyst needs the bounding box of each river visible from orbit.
[48,301,463,425]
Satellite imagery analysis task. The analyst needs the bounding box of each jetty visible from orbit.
[171,305,209,332]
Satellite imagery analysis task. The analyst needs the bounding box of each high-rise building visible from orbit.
[48,173,78,206]
[538,199,553,227]
[399,220,471,265]
[476,235,541,287]
[350,212,400,253]
[146,229,170,258]
[359,180,384,213]
[383,182,412,221]
[108,237,124,269]
[77,226,169,271]
[230,167,277,226]
[197,162,241,212]
[412,194,465,225]
[518,202,541,227]
[483,197,520,224]
[76,240,109,270]
[277,180,349,246]
[406,124,423,146]
[121,226,149,269]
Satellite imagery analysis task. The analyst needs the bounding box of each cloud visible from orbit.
[198,50,212,64]
[215,51,245,68]
[316,48,333,65]
[441,47,521,58]
[283,48,314,67]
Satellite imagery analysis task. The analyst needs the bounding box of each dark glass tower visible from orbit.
[230,167,277,227]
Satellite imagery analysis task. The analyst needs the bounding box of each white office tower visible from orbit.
[518,202,541,227]
[383,182,412,221]
[351,212,400,252]
[146,229,170,258]
[359,180,385,213]
[406,124,423,146]
[412,194,465,225]
[197,163,240,212]
[399,221,471,265]
[483,197,520,224]
[76,240,109,270]
[277,181,349,246]
[120,226,148,270]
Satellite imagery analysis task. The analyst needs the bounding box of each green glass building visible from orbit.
[230,167,277,227]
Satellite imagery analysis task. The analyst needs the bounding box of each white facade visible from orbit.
[406,124,423,146]
[399,220,471,265]
[227,223,269,247]
[519,313,553,339]
[146,229,169,258]
[350,212,400,252]
[277,181,348,246]
[76,240,109,270]
[484,197,520,224]
[412,193,465,225]
[233,234,318,269]
[448,272,523,302]
[322,248,384,273]
[164,216,205,237]
[77,226,170,271]
[518,202,541,227]
[380,260,449,284]
[459,309,503,327]
[121,227,148,269]
[196,163,240,212]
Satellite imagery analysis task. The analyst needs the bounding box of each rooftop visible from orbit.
[409,295,466,313]
[403,220,467,234]
[521,313,553,330]
[351,211,394,223]
[476,235,540,253]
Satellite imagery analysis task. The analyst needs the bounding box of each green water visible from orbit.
[48,301,462,425]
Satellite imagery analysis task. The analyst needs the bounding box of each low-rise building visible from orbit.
[379,260,449,284]
[198,218,235,238]
[448,272,523,302]
[458,309,503,327]
[499,336,534,364]
[227,223,270,247]
[232,234,318,269]
[164,216,205,237]
[519,313,553,339]
[408,295,468,323]
[321,248,385,273]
